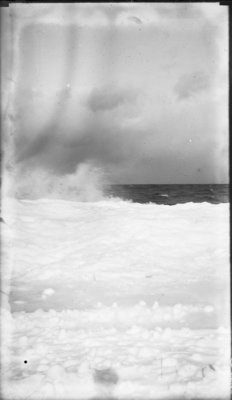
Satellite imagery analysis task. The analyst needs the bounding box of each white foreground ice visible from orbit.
[0,198,230,399]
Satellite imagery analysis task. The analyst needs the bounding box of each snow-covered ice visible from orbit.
[1,198,230,399]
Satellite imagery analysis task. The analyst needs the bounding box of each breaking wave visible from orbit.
[3,162,111,202]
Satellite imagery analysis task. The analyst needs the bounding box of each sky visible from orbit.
[3,3,229,184]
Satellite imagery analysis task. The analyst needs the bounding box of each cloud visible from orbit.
[195,3,227,23]
[11,3,110,27]
[86,84,138,113]
[155,3,202,19]
[10,3,224,32]
[174,71,211,100]
[14,84,227,184]
[114,3,209,28]
[15,120,138,176]
[7,3,228,185]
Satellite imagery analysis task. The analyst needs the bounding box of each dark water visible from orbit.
[106,184,229,205]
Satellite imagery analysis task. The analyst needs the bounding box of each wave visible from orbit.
[3,162,112,202]
[1,162,229,206]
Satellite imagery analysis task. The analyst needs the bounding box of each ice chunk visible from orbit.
[163,312,171,321]
[202,364,216,379]
[162,328,172,339]
[218,326,229,333]
[35,343,48,356]
[64,359,77,368]
[93,367,119,386]
[41,382,55,397]
[1,198,230,399]
[152,301,159,309]
[204,305,214,313]
[139,347,153,359]
[42,288,55,297]
[169,382,184,395]
[191,353,204,362]
[78,361,90,375]
[37,364,49,372]
[162,357,178,368]
[138,300,147,307]
[178,363,198,378]
[47,365,66,380]
[58,329,67,341]
[18,335,28,347]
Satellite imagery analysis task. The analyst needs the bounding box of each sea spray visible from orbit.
[5,162,109,202]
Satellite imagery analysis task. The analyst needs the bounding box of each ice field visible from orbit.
[1,197,230,399]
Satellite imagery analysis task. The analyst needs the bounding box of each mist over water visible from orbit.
[3,162,109,202]
[2,160,229,204]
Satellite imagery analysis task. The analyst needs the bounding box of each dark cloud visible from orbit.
[10,3,227,184]
[174,71,211,100]
[86,85,138,113]
[14,94,224,183]
[15,109,149,178]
